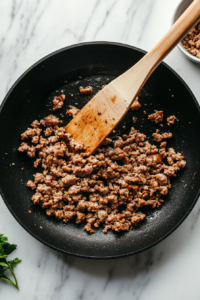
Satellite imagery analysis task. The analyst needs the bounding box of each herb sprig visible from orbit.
[0,233,21,290]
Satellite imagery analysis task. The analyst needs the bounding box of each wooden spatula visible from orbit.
[66,0,200,154]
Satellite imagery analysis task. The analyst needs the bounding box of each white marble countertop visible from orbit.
[0,0,200,299]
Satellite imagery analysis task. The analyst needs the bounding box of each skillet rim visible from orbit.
[0,41,200,259]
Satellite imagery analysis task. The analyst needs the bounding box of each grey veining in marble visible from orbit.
[0,0,200,299]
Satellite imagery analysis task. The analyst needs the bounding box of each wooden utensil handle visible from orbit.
[112,0,200,103]
[146,0,200,71]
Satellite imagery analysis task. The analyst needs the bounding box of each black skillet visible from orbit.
[0,42,200,259]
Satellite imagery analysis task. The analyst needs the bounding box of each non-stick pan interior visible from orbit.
[0,42,200,258]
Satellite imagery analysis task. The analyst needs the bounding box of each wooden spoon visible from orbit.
[66,0,200,154]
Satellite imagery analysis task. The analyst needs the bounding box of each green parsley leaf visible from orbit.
[0,262,8,267]
[3,243,17,256]
[9,258,22,265]
[0,233,21,290]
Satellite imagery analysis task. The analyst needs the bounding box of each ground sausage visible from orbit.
[167,115,176,126]
[148,111,164,123]
[53,94,65,111]
[19,109,186,234]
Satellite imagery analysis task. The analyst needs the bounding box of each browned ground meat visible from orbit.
[100,138,112,146]
[160,141,167,148]
[44,115,60,127]
[66,106,80,117]
[18,113,186,234]
[148,111,164,123]
[31,120,40,128]
[167,115,176,126]
[21,128,42,142]
[131,97,141,110]
[79,86,93,94]
[44,127,53,137]
[153,129,173,143]
[182,22,200,58]
[34,158,41,168]
[26,180,36,190]
[53,94,65,111]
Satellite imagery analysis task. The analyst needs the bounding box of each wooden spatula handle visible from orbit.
[112,0,200,103]
[147,0,200,70]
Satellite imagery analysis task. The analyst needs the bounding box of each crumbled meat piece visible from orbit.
[148,111,164,123]
[18,142,31,153]
[44,127,53,137]
[68,185,81,194]
[48,136,59,144]
[127,185,139,192]
[54,210,64,219]
[97,210,108,223]
[31,120,40,128]
[130,97,141,110]
[66,106,80,117]
[148,154,162,164]
[76,212,86,224]
[112,220,131,232]
[39,137,48,146]
[160,141,167,148]
[53,94,65,111]
[44,115,60,126]
[34,158,41,168]
[153,130,173,142]
[114,137,124,148]
[21,128,42,140]
[110,148,126,160]
[131,212,146,225]
[155,174,168,185]
[31,192,42,204]
[177,160,186,168]
[159,148,168,158]
[166,148,185,166]
[27,146,36,158]
[182,23,200,58]
[84,223,95,234]
[19,104,186,234]
[63,211,76,223]
[62,174,77,186]
[100,138,112,147]
[167,115,176,126]
[79,86,93,94]
[73,165,93,177]
[27,180,36,190]
[159,186,168,195]
[37,184,52,195]
[34,173,44,184]
[69,139,86,152]
[32,136,39,144]
[162,132,173,139]
[163,163,181,177]
[135,133,146,143]
[53,191,63,202]
[40,119,46,126]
